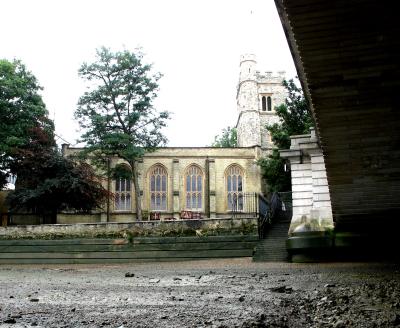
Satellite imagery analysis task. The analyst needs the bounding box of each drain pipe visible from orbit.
[205,157,210,218]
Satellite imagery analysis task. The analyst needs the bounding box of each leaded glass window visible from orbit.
[185,165,203,210]
[115,177,131,211]
[226,165,243,211]
[262,96,267,111]
[150,165,167,211]
[267,96,272,111]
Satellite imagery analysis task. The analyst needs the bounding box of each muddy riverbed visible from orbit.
[0,259,399,327]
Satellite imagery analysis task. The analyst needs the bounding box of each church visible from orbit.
[60,55,286,223]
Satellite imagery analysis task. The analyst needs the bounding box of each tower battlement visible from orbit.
[256,70,286,84]
[236,55,287,149]
[240,54,257,63]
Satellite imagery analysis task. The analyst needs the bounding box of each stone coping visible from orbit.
[0,217,258,239]
[2,217,257,229]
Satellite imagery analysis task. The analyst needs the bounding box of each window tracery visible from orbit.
[114,166,132,211]
[185,165,203,210]
[226,165,244,211]
[150,165,167,211]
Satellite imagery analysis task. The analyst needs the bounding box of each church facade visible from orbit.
[60,55,286,223]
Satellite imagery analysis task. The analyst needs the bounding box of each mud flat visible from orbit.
[0,259,399,327]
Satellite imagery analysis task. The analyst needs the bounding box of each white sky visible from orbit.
[0,0,297,147]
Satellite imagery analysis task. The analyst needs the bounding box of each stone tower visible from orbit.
[236,54,287,150]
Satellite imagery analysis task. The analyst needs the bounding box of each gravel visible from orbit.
[0,259,399,327]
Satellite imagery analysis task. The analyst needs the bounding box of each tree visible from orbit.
[259,78,314,192]
[0,59,110,220]
[268,79,314,150]
[258,150,291,193]
[75,47,170,221]
[0,59,54,188]
[7,147,110,221]
[211,126,237,147]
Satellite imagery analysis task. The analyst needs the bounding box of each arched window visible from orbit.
[150,165,167,211]
[267,96,272,111]
[114,165,132,211]
[226,165,244,211]
[185,165,203,210]
[261,96,267,111]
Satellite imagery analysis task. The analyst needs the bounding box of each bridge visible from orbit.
[274,0,400,255]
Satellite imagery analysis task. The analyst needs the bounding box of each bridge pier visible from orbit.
[274,0,400,261]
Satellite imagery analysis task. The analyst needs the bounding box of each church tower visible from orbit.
[236,54,287,150]
[236,54,260,147]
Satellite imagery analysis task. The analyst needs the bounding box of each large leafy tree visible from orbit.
[0,59,54,188]
[1,59,110,220]
[211,126,237,147]
[75,47,169,220]
[259,79,314,192]
[7,146,110,220]
[268,79,314,150]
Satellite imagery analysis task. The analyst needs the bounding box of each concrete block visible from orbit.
[292,177,313,185]
[313,201,333,209]
[293,198,313,207]
[292,191,313,200]
[310,155,325,164]
[291,170,312,178]
[313,185,330,194]
[312,171,327,179]
[312,178,329,186]
[311,163,327,171]
[292,205,312,215]
[291,163,312,171]
[313,193,331,201]
[292,184,313,192]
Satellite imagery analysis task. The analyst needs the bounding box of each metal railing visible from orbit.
[257,192,292,239]
[257,194,270,239]
[229,192,259,219]
[1,212,57,226]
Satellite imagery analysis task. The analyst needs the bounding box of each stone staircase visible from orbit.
[253,218,291,262]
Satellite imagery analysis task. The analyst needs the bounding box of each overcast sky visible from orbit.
[1,0,297,147]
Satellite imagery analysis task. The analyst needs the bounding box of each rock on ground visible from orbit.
[0,259,399,327]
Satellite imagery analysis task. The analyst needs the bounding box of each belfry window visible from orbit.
[226,165,244,211]
[185,165,203,210]
[267,96,272,111]
[150,165,167,211]
[261,96,267,111]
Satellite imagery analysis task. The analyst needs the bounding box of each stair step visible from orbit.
[253,216,291,262]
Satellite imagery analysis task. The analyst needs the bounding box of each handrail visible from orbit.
[257,192,286,239]
[257,194,270,239]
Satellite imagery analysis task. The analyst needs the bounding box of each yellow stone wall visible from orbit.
[62,146,262,221]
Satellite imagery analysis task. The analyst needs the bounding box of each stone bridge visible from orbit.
[274,0,400,255]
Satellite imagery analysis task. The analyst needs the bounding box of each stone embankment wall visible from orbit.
[0,235,259,264]
[0,218,258,240]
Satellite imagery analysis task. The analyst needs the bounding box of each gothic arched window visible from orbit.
[267,96,272,111]
[114,165,132,211]
[150,165,167,211]
[226,165,244,211]
[185,165,203,210]
[261,96,267,111]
